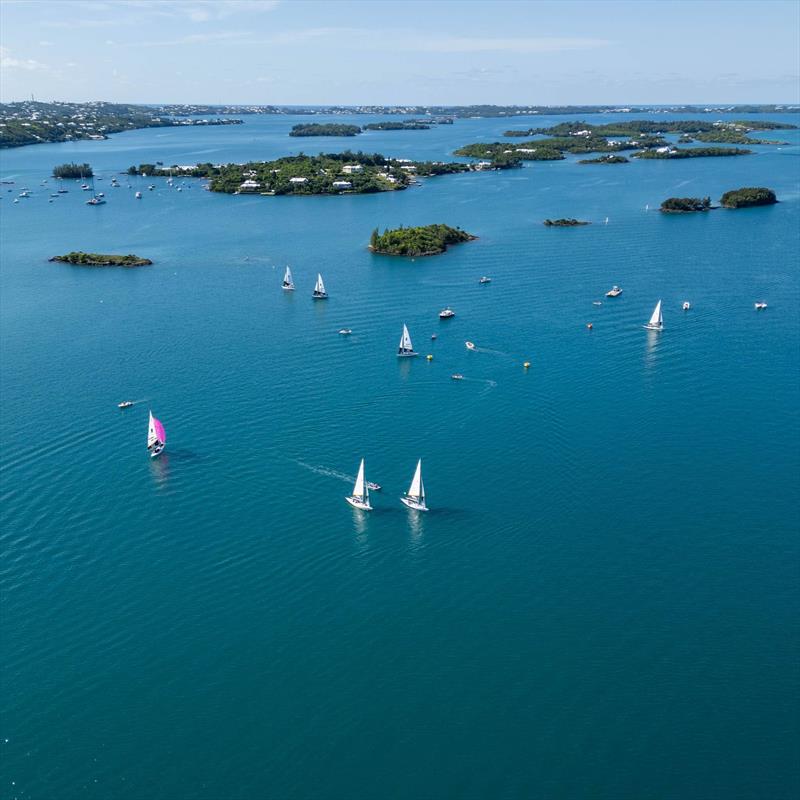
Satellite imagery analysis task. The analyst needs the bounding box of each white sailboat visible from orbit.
[400,459,428,511]
[643,299,663,331]
[282,266,295,291]
[313,273,327,299]
[147,410,166,458]
[397,324,418,357]
[345,458,372,510]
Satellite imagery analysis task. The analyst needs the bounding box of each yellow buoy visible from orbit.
[523,361,531,369]
[426,354,433,361]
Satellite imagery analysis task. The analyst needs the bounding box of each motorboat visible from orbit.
[135,191,142,199]
[439,307,455,319]
[592,301,602,306]
[682,301,691,311]
[479,276,492,284]
[118,400,134,409]
[451,374,464,380]
[366,481,382,492]
[754,302,768,310]
[86,197,106,205]
[430,334,437,340]
[465,341,477,350]
[606,285,623,297]
[338,329,352,335]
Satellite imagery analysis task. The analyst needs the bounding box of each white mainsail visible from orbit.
[282,266,294,289]
[352,458,367,502]
[647,299,663,328]
[407,459,424,501]
[398,324,415,355]
[147,411,157,448]
[314,273,326,295]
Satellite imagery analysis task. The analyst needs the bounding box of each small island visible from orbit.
[289,123,361,137]
[577,155,629,164]
[49,252,152,267]
[543,218,590,227]
[53,162,93,179]
[369,224,476,256]
[635,146,751,159]
[660,197,712,213]
[363,121,431,131]
[720,187,778,208]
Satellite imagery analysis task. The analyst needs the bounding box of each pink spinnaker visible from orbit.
[153,418,166,443]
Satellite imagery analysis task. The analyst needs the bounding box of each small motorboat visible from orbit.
[338,328,352,335]
[479,276,492,284]
[118,400,134,409]
[754,302,768,310]
[96,192,105,198]
[465,341,476,350]
[439,307,455,319]
[430,334,437,340]
[682,301,691,311]
[148,185,155,191]
[451,374,464,380]
[80,184,91,191]
[135,191,142,199]
[592,301,602,306]
[606,285,623,297]
[86,197,106,205]
[366,481,382,492]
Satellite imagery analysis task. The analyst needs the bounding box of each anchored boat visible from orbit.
[400,459,428,511]
[345,458,372,511]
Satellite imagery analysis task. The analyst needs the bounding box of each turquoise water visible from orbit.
[2,114,799,799]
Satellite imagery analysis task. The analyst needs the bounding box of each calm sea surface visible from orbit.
[1,113,799,799]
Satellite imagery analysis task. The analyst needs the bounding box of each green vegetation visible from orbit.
[504,119,796,137]
[363,121,431,130]
[660,197,712,213]
[127,151,517,196]
[578,155,629,164]
[720,187,778,208]
[635,147,751,159]
[289,123,361,137]
[49,252,152,267]
[53,162,93,179]
[543,218,590,227]
[369,224,476,256]
[693,130,785,145]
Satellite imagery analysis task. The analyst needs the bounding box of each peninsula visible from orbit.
[720,187,778,208]
[49,252,152,267]
[128,151,519,195]
[289,123,361,137]
[543,218,590,227]
[660,197,712,213]
[369,224,476,256]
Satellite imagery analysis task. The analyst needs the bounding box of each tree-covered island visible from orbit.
[635,147,751,159]
[49,252,152,267]
[503,119,796,139]
[720,187,778,208]
[53,162,93,178]
[289,123,361,136]
[660,197,712,213]
[363,121,431,130]
[369,224,476,256]
[543,218,591,226]
[577,155,629,164]
[127,151,519,195]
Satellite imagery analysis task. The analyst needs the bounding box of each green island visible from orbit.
[543,218,590,227]
[53,162,93,179]
[692,130,787,145]
[503,119,796,138]
[369,224,476,256]
[49,252,152,267]
[289,123,361,137]
[0,101,242,148]
[363,121,431,130]
[578,155,629,164]
[127,151,519,195]
[660,197,712,213]
[635,146,751,159]
[720,187,778,208]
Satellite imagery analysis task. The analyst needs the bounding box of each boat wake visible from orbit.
[294,460,354,485]
[458,377,498,393]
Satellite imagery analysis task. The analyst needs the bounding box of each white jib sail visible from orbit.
[147,411,157,448]
[353,458,367,501]
[649,300,663,327]
[399,324,413,352]
[315,273,326,294]
[283,266,293,287]
[408,459,424,501]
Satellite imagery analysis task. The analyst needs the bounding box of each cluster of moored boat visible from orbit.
[346,458,428,512]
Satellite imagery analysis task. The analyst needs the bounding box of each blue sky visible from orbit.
[1,0,798,105]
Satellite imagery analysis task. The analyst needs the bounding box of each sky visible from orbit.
[0,0,798,105]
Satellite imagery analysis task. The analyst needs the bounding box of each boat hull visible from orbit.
[149,444,165,459]
[345,496,372,511]
[643,324,663,331]
[397,352,418,358]
[401,496,428,511]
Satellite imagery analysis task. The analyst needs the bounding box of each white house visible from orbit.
[289,176,308,184]
[239,180,261,191]
[341,164,363,174]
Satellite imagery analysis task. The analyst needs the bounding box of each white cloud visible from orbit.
[0,46,50,71]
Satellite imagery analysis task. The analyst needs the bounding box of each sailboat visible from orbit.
[147,410,166,458]
[282,266,295,291]
[397,324,418,357]
[643,299,663,331]
[313,273,327,299]
[400,459,428,511]
[345,458,372,510]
